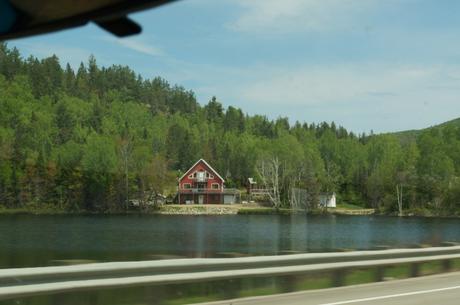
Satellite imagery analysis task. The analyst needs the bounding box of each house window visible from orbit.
[183,183,191,189]
[196,171,205,181]
[211,183,220,190]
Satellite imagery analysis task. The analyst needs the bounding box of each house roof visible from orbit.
[179,159,225,183]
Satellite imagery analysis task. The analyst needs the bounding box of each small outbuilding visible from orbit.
[319,193,336,208]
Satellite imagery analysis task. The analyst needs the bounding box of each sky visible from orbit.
[7,0,460,133]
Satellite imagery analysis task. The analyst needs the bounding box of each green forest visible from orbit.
[1,43,460,215]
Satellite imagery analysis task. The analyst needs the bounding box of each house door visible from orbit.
[198,195,204,204]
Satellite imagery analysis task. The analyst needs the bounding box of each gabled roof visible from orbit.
[179,159,225,182]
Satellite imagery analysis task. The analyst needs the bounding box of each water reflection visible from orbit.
[0,214,459,268]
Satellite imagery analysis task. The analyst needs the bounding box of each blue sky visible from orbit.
[7,0,460,133]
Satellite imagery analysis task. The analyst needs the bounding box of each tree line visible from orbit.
[0,43,459,214]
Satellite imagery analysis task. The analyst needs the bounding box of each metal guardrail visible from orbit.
[1,246,460,301]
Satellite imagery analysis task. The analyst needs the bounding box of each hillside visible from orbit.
[438,117,460,129]
[392,118,460,142]
[1,42,460,215]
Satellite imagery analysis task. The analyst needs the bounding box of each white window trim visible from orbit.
[211,183,220,190]
[183,183,191,189]
[189,170,215,180]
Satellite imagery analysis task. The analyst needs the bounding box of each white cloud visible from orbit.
[237,64,443,106]
[228,0,379,34]
[104,36,165,57]
[182,61,460,133]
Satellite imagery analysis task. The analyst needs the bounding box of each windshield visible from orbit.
[1,1,460,305]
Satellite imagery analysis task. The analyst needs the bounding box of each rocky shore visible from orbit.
[155,204,376,216]
[156,204,240,215]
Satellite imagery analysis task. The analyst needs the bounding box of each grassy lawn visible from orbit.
[335,202,365,210]
[239,286,279,298]
[384,264,411,279]
[344,268,377,285]
[296,274,332,290]
[452,258,460,269]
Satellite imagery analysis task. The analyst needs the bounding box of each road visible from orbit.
[195,271,460,305]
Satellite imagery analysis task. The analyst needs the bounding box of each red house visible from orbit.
[177,159,239,204]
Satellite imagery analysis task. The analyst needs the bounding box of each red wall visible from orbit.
[179,161,224,190]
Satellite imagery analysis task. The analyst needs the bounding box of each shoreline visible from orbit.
[3,204,459,218]
[0,204,375,216]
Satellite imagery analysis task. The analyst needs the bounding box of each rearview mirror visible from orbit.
[0,0,176,40]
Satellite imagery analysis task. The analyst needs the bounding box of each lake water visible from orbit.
[1,214,460,268]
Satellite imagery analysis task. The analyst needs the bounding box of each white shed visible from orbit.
[319,193,336,208]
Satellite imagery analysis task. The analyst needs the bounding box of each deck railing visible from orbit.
[249,188,272,195]
[178,188,240,194]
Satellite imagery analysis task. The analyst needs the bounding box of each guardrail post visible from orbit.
[375,266,385,282]
[442,259,452,272]
[332,269,346,287]
[410,263,420,277]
